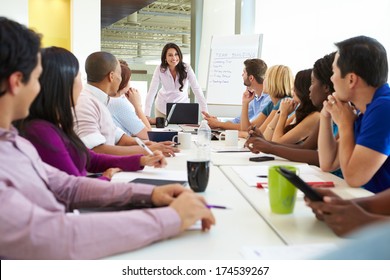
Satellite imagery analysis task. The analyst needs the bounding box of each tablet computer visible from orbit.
[277,167,323,201]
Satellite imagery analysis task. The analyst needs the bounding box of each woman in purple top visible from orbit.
[18,47,165,180]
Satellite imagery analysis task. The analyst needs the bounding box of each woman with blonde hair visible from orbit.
[240,65,294,134]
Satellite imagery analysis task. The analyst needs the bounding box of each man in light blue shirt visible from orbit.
[230,93,270,124]
[203,59,270,130]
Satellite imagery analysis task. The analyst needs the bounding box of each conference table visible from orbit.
[107,134,373,259]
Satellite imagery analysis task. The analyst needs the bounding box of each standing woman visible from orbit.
[18,47,165,181]
[144,43,208,119]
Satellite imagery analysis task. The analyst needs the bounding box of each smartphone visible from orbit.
[277,167,323,201]
[249,156,275,162]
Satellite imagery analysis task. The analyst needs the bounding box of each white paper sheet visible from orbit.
[211,146,250,153]
[231,165,326,187]
[241,243,337,260]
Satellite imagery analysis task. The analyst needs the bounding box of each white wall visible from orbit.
[1,0,100,82]
[198,0,238,117]
[255,0,390,80]
[0,0,29,26]
[71,0,101,81]
[198,0,235,89]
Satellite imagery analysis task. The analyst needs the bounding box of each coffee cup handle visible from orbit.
[172,135,178,143]
[218,132,226,141]
[191,165,199,180]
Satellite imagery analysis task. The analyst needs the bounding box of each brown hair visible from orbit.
[118,59,132,92]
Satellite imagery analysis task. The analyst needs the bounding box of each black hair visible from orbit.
[0,17,41,97]
[335,36,388,87]
[20,47,89,167]
[85,51,118,83]
[160,43,187,91]
[284,69,316,133]
[313,52,335,94]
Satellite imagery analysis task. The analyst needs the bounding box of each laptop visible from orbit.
[166,103,199,124]
[147,131,178,142]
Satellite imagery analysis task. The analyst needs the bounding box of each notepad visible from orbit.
[130,178,188,186]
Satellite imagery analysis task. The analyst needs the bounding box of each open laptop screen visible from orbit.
[166,103,199,124]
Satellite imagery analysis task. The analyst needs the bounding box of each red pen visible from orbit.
[307,181,334,188]
[256,182,267,189]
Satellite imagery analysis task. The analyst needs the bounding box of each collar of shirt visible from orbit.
[254,92,269,101]
[83,84,110,106]
[371,83,390,103]
[0,125,18,142]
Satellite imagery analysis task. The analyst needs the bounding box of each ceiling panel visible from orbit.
[101,0,191,64]
[101,0,156,28]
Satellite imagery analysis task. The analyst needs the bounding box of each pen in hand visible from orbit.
[206,204,230,210]
[134,137,154,156]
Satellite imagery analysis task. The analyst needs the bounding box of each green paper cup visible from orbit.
[268,165,298,214]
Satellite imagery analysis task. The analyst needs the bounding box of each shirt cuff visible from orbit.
[130,183,155,208]
[147,207,182,239]
[81,133,106,149]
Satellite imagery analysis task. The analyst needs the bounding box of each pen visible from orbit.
[307,181,335,188]
[134,137,154,156]
[206,204,230,209]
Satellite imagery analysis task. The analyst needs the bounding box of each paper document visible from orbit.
[241,243,337,260]
[231,165,325,187]
[212,146,250,153]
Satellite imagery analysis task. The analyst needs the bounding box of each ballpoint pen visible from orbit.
[206,204,230,209]
[134,137,154,156]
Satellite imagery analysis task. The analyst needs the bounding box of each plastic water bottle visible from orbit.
[197,120,211,160]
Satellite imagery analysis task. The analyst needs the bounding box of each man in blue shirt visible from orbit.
[318,36,390,193]
[203,59,271,130]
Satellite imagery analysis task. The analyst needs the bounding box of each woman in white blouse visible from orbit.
[144,43,208,119]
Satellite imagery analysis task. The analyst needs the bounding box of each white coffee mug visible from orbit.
[172,132,192,149]
[218,130,238,146]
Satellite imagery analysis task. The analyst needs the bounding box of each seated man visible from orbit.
[74,51,177,157]
[318,36,390,193]
[0,17,215,259]
[202,59,270,131]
